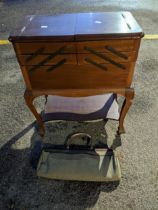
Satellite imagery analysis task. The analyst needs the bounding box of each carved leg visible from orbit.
[118,88,134,134]
[115,93,118,103]
[24,90,45,137]
[45,95,48,105]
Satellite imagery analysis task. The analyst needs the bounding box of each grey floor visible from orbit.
[0,1,158,210]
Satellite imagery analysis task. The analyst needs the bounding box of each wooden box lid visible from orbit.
[9,12,144,42]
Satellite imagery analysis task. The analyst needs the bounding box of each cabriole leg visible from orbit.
[24,90,45,137]
[118,88,134,134]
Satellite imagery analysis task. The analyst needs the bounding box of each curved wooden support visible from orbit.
[45,95,48,105]
[118,88,134,134]
[24,90,45,137]
[23,87,134,136]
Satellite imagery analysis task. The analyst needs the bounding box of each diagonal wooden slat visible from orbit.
[105,46,128,60]
[46,59,67,72]
[84,46,126,70]
[29,46,66,73]
[84,57,107,71]
[25,47,45,62]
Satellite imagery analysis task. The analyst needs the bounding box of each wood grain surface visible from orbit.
[10,12,143,136]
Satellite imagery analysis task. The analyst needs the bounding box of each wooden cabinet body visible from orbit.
[9,12,143,136]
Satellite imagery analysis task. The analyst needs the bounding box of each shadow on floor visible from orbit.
[0,120,122,210]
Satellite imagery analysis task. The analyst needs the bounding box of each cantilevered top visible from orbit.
[9,12,144,42]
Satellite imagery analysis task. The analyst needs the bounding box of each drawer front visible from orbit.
[18,54,77,65]
[23,63,132,89]
[14,42,76,54]
[17,39,139,90]
[77,39,136,53]
[78,51,137,65]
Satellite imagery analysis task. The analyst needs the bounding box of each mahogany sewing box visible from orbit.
[9,12,144,137]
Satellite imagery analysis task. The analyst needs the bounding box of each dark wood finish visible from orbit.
[75,12,143,40]
[9,12,143,137]
[9,12,143,42]
[9,14,77,42]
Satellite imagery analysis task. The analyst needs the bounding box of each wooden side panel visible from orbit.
[17,54,77,65]
[78,51,137,64]
[22,63,132,89]
[77,39,135,53]
[13,38,141,92]
[14,42,76,54]
[12,43,32,90]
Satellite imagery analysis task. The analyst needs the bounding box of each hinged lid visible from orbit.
[9,12,144,42]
